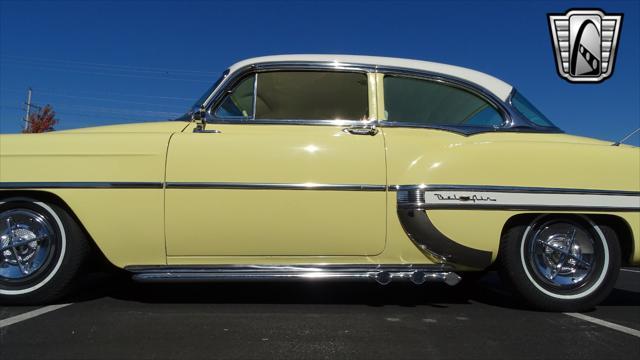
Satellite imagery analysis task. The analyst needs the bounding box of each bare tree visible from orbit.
[23,105,58,133]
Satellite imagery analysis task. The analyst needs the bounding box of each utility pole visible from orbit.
[23,87,32,131]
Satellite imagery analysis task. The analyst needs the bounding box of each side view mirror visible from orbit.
[192,105,206,132]
[191,105,205,121]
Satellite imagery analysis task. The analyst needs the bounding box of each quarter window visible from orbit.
[383,76,504,127]
[214,74,255,119]
[510,91,555,127]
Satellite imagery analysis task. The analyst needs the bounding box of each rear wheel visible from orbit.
[0,198,88,304]
[499,215,620,312]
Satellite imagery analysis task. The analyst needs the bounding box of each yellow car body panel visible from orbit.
[33,189,167,267]
[0,122,187,267]
[382,128,636,191]
[382,127,640,265]
[165,123,387,257]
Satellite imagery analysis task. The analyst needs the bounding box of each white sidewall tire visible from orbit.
[0,199,67,296]
[519,215,609,300]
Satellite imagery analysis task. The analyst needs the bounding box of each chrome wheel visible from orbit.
[0,209,55,280]
[501,215,619,311]
[523,218,603,293]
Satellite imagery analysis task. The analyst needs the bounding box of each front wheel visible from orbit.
[499,215,620,312]
[0,198,88,304]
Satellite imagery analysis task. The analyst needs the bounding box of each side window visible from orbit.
[212,71,369,121]
[255,71,369,120]
[510,92,555,127]
[214,74,255,119]
[383,76,504,127]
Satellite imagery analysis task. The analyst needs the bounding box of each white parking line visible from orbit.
[564,312,640,338]
[0,303,72,329]
[621,268,640,274]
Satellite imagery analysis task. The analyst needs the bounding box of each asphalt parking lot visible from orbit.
[1,269,639,360]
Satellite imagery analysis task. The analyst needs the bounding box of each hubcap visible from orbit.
[0,209,55,280]
[527,220,597,289]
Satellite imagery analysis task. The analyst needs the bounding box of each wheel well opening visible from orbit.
[0,190,117,271]
[588,214,634,266]
[500,213,634,266]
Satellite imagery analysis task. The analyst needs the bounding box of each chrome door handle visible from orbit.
[194,128,222,134]
[344,125,378,136]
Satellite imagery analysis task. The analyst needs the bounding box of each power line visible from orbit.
[1,86,194,101]
[34,102,182,117]
[1,104,176,123]
[2,88,186,108]
[1,55,217,75]
[3,87,184,130]
[1,60,213,83]
[1,58,209,80]
[24,102,42,110]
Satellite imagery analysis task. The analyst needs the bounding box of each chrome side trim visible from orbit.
[165,182,386,191]
[394,184,640,212]
[0,182,387,191]
[126,264,461,286]
[0,182,163,189]
[392,184,640,197]
[199,118,373,127]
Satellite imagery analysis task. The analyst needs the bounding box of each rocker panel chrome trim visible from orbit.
[126,264,461,286]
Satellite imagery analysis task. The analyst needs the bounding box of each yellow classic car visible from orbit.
[0,55,638,311]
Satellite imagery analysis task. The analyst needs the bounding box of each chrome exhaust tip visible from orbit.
[443,272,462,286]
[410,271,427,284]
[372,271,392,285]
[371,270,461,286]
[415,271,461,286]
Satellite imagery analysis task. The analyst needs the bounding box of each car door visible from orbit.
[164,69,387,258]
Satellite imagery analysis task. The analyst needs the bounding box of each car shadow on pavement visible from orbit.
[599,288,640,306]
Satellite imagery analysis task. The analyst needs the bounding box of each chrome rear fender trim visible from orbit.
[396,208,493,269]
[395,186,494,268]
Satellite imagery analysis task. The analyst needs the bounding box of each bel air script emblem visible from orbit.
[548,9,623,83]
[434,194,496,203]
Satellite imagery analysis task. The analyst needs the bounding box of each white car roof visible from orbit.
[228,54,513,101]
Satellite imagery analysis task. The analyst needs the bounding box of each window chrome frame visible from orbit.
[192,61,562,134]
[211,73,256,121]
[378,70,511,128]
[507,89,562,131]
[204,62,372,126]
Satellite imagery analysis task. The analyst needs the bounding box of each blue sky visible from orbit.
[0,0,638,145]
